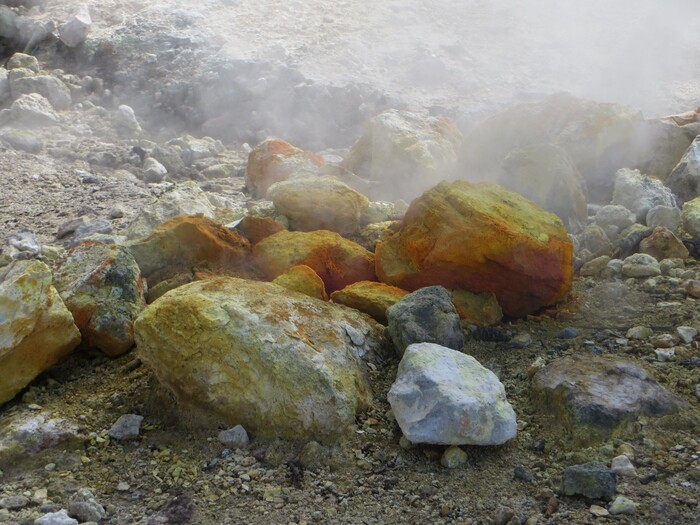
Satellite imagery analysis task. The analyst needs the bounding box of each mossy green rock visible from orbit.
[134,277,385,441]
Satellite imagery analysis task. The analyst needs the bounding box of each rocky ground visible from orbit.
[1,1,700,525]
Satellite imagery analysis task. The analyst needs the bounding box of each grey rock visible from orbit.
[594,205,635,231]
[608,495,638,515]
[493,506,516,525]
[621,253,660,278]
[667,135,700,204]
[508,332,532,349]
[646,205,682,232]
[72,218,112,245]
[5,53,38,74]
[124,181,215,240]
[611,168,676,223]
[59,4,91,47]
[676,326,697,344]
[108,205,125,219]
[7,230,41,256]
[218,425,249,449]
[14,16,54,50]
[0,68,10,105]
[114,104,141,134]
[386,286,463,356]
[626,326,652,340]
[0,495,29,509]
[388,343,517,445]
[7,93,58,127]
[655,348,675,362]
[0,128,43,153]
[0,414,82,469]
[533,355,685,442]
[67,488,106,523]
[56,217,89,239]
[610,455,636,477]
[557,327,578,339]
[108,414,143,440]
[10,75,72,111]
[561,462,616,500]
[142,157,168,183]
[34,509,78,525]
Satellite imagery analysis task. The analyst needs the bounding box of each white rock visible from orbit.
[646,205,682,231]
[388,343,517,445]
[608,496,638,515]
[676,326,698,344]
[621,253,661,278]
[34,509,78,525]
[59,4,91,47]
[612,168,676,222]
[610,454,636,477]
[114,104,141,134]
[655,348,675,362]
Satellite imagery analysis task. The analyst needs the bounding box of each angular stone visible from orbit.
[108,414,143,441]
[330,281,408,324]
[0,261,80,405]
[561,463,616,500]
[376,181,573,317]
[451,289,503,326]
[500,143,587,231]
[610,455,636,477]
[59,4,91,47]
[126,215,253,288]
[639,227,689,261]
[272,264,328,301]
[646,205,682,232]
[245,138,325,198]
[67,488,106,523]
[343,109,462,201]
[125,181,216,240]
[135,278,384,441]
[254,230,376,294]
[234,215,285,245]
[218,425,249,449]
[667,135,700,204]
[611,168,676,223]
[34,509,78,525]
[386,286,463,355]
[268,176,369,234]
[53,242,145,357]
[533,355,685,443]
[10,75,72,111]
[7,93,58,127]
[388,343,517,445]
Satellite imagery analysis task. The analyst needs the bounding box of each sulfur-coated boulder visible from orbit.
[254,230,376,293]
[125,181,216,240]
[0,261,81,405]
[267,176,369,234]
[330,281,408,324]
[272,265,328,301]
[451,290,503,326]
[245,138,325,198]
[343,109,462,201]
[459,93,691,203]
[500,143,587,232]
[234,215,285,245]
[53,242,146,357]
[375,181,573,317]
[134,278,385,441]
[126,215,254,288]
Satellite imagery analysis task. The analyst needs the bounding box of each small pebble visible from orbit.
[676,326,698,344]
[626,326,652,340]
[557,327,578,339]
[608,495,638,515]
[218,425,250,449]
[514,465,535,482]
[655,348,675,362]
[590,504,609,517]
[108,205,125,219]
[441,446,467,469]
[117,482,130,492]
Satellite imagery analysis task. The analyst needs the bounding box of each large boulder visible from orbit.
[254,230,376,293]
[0,261,81,405]
[53,242,146,357]
[126,215,253,288]
[682,196,700,238]
[667,135,700,204]
[458,93,691,203]
[134,278,385,441]
[330,281,408,324]
[500,143,587,232]
[245,138,325,198]
[124,181,216,240]
[611,168,676,223]
[532,355,685,444]
[386,286,463,355]
[375,181,573,317]
[267,176,369,234]
[343,109,462,201]
[388,343,517,445]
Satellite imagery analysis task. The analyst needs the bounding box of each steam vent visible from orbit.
[1,1,700,524]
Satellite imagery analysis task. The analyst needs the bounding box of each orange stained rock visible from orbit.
[245,138,325,198]
[273,265,328,301]
[375,181,574,318]
[254,230,376,294]
[236,215,286,245]
[330,281,408,324]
